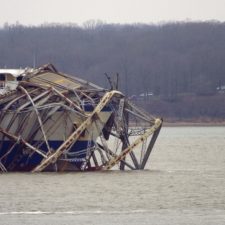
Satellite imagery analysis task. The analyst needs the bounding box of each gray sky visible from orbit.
[1,0,225,26]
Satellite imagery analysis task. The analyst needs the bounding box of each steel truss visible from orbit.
[0,64,162,172]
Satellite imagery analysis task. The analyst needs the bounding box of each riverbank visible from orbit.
[163,119,225,127]
[137,94,225,123]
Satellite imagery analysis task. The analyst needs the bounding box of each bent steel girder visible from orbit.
[32,90,123,172]
[0,64,163,172]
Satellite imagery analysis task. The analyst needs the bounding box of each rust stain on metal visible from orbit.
[0,63,162,172]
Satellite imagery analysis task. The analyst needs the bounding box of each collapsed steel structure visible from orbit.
[0,64,162,172]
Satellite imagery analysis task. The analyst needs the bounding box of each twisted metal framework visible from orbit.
[0,64,162,172]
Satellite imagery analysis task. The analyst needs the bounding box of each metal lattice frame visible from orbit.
[0,64,162,172]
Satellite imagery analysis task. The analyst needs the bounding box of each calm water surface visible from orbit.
[0,126,225,225]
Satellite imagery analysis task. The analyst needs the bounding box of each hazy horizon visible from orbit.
[1,0,225,27]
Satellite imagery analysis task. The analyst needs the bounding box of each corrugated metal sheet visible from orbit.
[29,72,81,90]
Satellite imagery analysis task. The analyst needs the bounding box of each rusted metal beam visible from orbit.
[19,86,51,153]
[32,90,124,172]
[140,121,162,169]
[51,87,84,114]
[102,118,162,170]
[0,64,163,172]
[0,129,47,158]
[97,143,135,170]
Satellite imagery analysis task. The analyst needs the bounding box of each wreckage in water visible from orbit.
[0,64,162,172]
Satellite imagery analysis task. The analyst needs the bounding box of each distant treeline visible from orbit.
[0,21,225,120]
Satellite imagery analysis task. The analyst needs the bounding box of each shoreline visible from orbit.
[163,121,225,127]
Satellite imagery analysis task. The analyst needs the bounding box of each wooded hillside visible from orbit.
[1,22,225,121]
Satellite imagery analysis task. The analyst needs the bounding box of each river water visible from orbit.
[0,126,225,225]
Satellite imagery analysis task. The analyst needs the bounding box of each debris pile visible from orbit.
[0,64,162,172]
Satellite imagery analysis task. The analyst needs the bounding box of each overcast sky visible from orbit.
[1,0,225,26]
